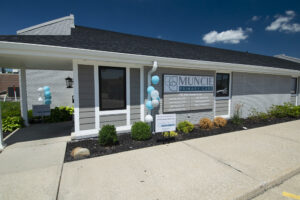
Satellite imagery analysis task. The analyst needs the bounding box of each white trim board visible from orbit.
[73,60,80,132]
[1,41,300,77]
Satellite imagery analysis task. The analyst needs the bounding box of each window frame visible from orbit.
[291,77,298,95]
[99,66,127,111]
[216,73,230,98]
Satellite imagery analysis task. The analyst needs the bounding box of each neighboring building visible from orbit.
[0,68,20,99]
[0,15,299,139]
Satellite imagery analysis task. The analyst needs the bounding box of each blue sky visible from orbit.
[0,0,300,57]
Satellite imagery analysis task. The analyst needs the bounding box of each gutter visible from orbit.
[0,41,300,76]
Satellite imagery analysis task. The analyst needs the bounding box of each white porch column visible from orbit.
[0,104,5,151]
[73,61,80,133]
[140,66,145,121]
[126,67,130,126]
[19,68,29,126]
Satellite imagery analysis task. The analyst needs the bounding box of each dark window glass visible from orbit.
[291,78,297,94]
[216,73,230,97]
[99,67,126,110]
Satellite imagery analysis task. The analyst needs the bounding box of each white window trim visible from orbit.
[214,71,232,118]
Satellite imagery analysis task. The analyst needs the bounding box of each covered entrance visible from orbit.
[0,43,75,150]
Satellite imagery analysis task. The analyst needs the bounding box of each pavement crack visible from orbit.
[182,141,258,181]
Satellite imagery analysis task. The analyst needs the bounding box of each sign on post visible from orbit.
[32,105,51,117]
[155,114,176,133]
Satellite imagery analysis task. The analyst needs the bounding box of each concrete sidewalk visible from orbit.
[59,120,300,200]
[0,122,71,200]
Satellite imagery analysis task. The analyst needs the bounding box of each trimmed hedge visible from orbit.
[98,125,118,146]
[131,121,152,141]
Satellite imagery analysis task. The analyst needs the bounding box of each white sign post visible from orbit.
[155,114,176,133]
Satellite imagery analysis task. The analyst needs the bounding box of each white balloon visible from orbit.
[37,87,43,92]
[151,90,159,99]
[38,97,43,102]
[145,115,153,123]
[152,99,159,107]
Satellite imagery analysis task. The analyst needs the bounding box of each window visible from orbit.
[291,78,298,94]
[216,73,230,97]
[99,67,126,110]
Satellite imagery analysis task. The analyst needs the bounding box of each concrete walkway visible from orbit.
[58,120,300,200]
[0,122,71,200]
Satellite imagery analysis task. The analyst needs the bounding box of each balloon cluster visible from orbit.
[37,86,52,105]
[145,75,160,123]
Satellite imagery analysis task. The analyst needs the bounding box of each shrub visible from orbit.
[288,106,300,118]
[248,108,270,121]
[2,116,23,133]
[177,121,194,133]
[28,106,74,123]
[131,121,151,141]
[0,101,21,119]
[268,103,292,118]
[98,125,118,146]
[213,117,227,128]
[231,103,243,125]
[162,131,178,138]
[199,118,214,129]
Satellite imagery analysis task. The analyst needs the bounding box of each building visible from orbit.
[0,15,299,139]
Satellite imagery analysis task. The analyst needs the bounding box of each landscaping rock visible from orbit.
[71,147,90,159]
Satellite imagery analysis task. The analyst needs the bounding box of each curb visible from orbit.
[235,166,300,200]
[3,128,20,141]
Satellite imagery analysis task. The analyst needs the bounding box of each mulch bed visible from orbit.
[64,117,300,162]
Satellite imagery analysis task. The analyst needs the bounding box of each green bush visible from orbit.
[131,121,151,141]
[177,121,194,133]
[28,106,74,123]
[248,108,271,121]
[0,101,21,119]
[98,125,118,146]
[2,116,23,132]
[267,103,300,118]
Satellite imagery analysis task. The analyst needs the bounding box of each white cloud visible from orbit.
[251,16,261,21]
[203,27,252,44]
[266,10,300,32]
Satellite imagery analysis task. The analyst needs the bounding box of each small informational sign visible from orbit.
[155,114,176,133]
[32,105,51,117]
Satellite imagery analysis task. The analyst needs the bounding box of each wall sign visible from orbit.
[163,75,214,112]
[155,114,176,132]
[32,105,51,117]
[164,75,214,93]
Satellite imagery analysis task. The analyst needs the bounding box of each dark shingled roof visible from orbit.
[0,25,300,71]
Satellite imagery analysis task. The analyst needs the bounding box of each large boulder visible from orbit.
[71,147,90,159]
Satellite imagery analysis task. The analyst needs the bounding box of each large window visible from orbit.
[99,67,126,110]
[216,73,230,97]
[291,78,298,94]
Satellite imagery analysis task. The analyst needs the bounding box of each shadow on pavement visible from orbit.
[5,121,73,146]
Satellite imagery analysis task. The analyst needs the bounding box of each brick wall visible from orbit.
[0,74,19,92]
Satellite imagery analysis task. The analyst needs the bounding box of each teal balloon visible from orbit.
[146,100,153,110]
[151,75,159,85]
[43,86,50,92]
[44,91,51,98]
[45,95,52,100]
[156,97,160,101]
[45,99,51,105]
[147,86,154,94]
